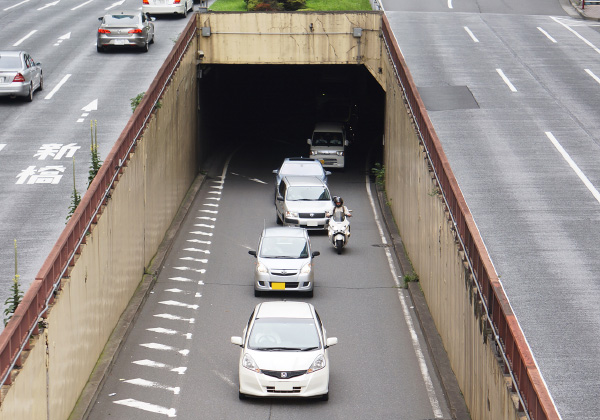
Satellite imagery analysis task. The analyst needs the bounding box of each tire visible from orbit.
[320,393,329,401]
[254,289,262,297]
[239,392,247,400]
[96,44,104,53]
[38,73,43,91]
[335,239,343,254]
[276,213,283,225]
[306,289,314,298]
[150,33,155,44]
[25,83,33,102]
[182,5,188,18]
[142,41,149,53]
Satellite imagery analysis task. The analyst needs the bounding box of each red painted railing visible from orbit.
[382,14,560,420]
[0,16,197,392]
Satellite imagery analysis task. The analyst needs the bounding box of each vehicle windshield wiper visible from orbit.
[300,346,319,351]
[264,347,303,351]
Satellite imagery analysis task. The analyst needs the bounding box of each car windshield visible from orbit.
[105,14,140,24]
[0,56,22,70]
[312,131,343,146]
[280,163,323,177]
[286,186,330,201]
[248,318,321,351]
[260,237,309,258]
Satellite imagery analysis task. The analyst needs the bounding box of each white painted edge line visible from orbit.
[44,74,71,100]
[4,0,29,11]
[13,30,37,47]
[537,27,557,43]
[545,131,600,204]
[551,16,600,55]
[464,26,479,43]
[496,69,517,92]
[365,175,443,418]
[585,68,600,85]
[71,0,93,10]
[0,144,6,152]
[447,0,453,9]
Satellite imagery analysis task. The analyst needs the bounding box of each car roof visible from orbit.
[106,10,141,16]
[256,301,314,319]
[283,176,327,186]
[262,226,307,238]
[0,51,23,57]
[283,157,321,163]
[313,122,344,132]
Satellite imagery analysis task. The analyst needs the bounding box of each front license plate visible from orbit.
[272,282,285,290]
[307,221,318,227]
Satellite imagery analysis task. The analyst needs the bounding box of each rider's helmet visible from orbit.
[334,196,343,207]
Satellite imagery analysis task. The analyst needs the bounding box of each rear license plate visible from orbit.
[114,39,126,45]
[272,282,285,290]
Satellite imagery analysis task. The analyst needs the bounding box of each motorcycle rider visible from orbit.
[328,196,352,218]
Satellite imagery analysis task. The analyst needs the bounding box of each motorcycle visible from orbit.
[327,210,351,254]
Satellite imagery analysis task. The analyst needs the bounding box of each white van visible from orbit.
[275,176,333,230]
[307,122,349,169]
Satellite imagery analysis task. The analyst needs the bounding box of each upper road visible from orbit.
[0,0,194,317]
[382,0,600,418]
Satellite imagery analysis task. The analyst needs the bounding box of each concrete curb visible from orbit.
[568,0,600,20]
[373,183,471,420]
[69,172,207,420]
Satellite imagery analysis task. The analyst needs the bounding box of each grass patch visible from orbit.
[210,0,371,11]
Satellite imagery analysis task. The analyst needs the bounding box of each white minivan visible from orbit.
[307,122,349,169]
[275,176,333,230]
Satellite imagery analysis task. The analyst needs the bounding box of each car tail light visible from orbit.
[143,0,149,3]
[12,73,25,83]
[128,29,143,33]
[174,0,181,3]
[98,28,111,34]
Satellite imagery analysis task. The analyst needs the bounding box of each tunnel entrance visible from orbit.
[198,64,386,172]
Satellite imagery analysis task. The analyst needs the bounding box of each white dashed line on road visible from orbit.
[168,276,194,283]
[190,231,213,237]
[179,257,208,263]
[183,248,210,254]
[585,68,600,85]
[0,144,6,152]
[537,27,557,43]
[173,266,206,273]
[187,239,211,245]
[44,74,71,99]
[140,342,190,355]
[124,378,181,394]
[463,26,479,43]
[158,300,199,310]
[71,0,93,10]
[496,69,517,92]
[113,399,176,418]
[132,359,188,374]
[154,313,195,324]
[13,30,37,46]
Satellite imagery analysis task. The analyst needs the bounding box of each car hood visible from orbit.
[285,201,332,214]
[258,257,309,270]
[247,349,323,371]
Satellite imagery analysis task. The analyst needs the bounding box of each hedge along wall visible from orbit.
[0,23,199,420]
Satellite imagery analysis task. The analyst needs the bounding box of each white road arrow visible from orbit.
[58,32,71,40]
[37,0,60,10]
[82,99,98,112]
[105,0,125,10]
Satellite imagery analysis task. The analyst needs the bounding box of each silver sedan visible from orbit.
[97,11,155,53]
[0,51,43,102]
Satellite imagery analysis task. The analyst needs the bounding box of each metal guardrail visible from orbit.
[381,15,560,420]
[0,16,198,392]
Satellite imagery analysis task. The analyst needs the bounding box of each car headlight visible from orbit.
[286,211,299,218]
[310,150,318,156]
[307,354,326,373]
[300,263,312,274]
[242,353,261,373]
[256,262,268,274]
[336,151,344,156]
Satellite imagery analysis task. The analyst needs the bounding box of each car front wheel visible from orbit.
[238,392,247,400]
[38,74,43,91]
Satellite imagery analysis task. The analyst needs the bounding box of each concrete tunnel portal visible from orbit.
[196,64,386,168]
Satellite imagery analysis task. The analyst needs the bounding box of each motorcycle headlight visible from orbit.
[307,354,326,373]
[256,262,268,274]
[286,211,299,218]
[242,353,261,373]
[300,263,312,274]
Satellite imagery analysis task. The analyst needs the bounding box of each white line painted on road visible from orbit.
[208,191,221,194]
[71,0,93,10]
[187,239,211,244]
[133,359,188,374]
[173,266,206,273]
[545,132,600,204]
[537,27,557,43]
[159,300,199,310]
[249,178,267,184]
[366,175,443,418]
[140,342,190,355]
[180,257,208,263]
[203,203,219,207]
[105,0,125,10]
[154,313,195,323]
[193,224,214,229]
[585,68,600,85]
[4,0,30,10]
[114,399,176,417]
[190,231,213,237]
[147,327,178,334]
[197,216,216,221]
[13,30,37,46]
[206,197,221,201]
[124,378,180,394]
[169,276,194,283]
[199,209,218,214]
[44,74,71,100]
[184,248,210,253]
[0,145,6,153]
[464,26,479,43]
[496,69,517,92]
[37,0,60,10]
[552,16,600,55]
[447,0,452,9]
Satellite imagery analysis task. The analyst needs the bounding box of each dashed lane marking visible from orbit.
[113,399,176,417]
[190,231,213,237]
[537,27,557,43]
[173,266,206,273]
[193,224,214,229]
[140,342,190,356]
[168,277,194,283]
[187,239,211,244]
[132,359,188,374]
[158,300,199,310]
[154,313,195,323]
[124,378,180,395]
[183,248,210,254]
[179,257,208,263]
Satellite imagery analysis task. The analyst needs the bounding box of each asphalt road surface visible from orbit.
[382,0,600,418]
[86,144,453,419]
[0,0,194,322]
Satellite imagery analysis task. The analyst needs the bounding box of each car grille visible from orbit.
[322,158,338,165]
[271,270,298,276]
[299,213,325,218]
[262,370,306,379]
[266,387,302,394]
[270,282,299,288]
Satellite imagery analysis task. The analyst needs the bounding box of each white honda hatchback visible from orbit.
[231,301,338,401]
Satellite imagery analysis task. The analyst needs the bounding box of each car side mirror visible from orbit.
[344,140,349,146]
[307,139,312,145]
[325,337,338,348]
[312,251,320,257]
[98,17,103,21]
[276,195,283,201]
[248,250,257,257]
[325,171,332,176]
[272,169,278,174]
[231,336,243,346]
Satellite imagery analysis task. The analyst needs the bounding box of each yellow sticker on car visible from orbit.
[272,282,285,290]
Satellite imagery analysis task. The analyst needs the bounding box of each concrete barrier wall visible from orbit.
[381,44,522,420]
[0,29,199,420]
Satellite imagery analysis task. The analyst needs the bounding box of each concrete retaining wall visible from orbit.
[381,46,522,420]
[0,29,199,420]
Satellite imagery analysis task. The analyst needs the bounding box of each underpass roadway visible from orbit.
[80,145,463,420]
